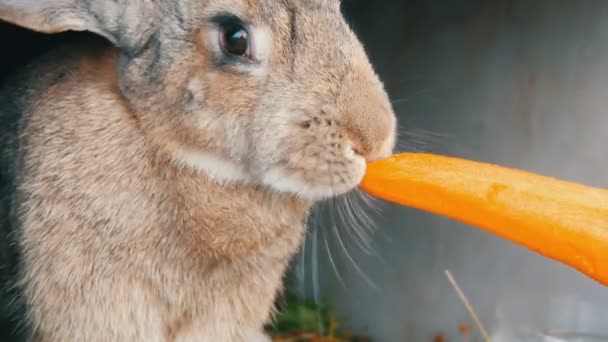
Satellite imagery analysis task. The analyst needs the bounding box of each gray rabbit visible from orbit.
[0,0,397,341]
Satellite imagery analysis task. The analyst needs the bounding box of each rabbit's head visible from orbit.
[0,0,397,201]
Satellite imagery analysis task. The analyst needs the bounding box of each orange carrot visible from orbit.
[359,153,608,286]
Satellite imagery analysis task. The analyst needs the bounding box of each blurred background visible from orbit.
[1,1,608,341]
[292,1,608,341]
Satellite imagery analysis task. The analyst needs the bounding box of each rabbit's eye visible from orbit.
[220,23,250,57]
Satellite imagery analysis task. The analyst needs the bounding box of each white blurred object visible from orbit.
[490,292,608,342]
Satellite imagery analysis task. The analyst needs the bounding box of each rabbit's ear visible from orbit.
[0,0,157,52]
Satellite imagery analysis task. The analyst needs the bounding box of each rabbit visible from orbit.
[0,0,397,341]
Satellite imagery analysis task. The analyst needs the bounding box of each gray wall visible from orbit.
[294,1,608,341]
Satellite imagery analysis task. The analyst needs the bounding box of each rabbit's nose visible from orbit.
[366,133,395,162]
[344,110,396,163]
[339,63,397,163]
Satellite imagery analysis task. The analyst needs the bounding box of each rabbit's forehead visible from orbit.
[190,0,339,21]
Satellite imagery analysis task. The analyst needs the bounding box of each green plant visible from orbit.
[265,292,371,341]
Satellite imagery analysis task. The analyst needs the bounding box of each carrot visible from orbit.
[359,153,608,286]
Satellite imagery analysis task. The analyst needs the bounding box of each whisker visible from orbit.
[344,192,387,262]
[396,129,440,152]
[296,218,309,296]
[310,224,328,336]
[329,216,377,289]
[354,189,381,214]
[322,225,346,288]
[310,222,320,305]
[346,191,377,230]
[395,125,476,158]
[308,203,347,288]
[344,196,375,247]
[333,196,374,256]
[390,97,412,105]
[390,89,434,106]
[320,165,376,289]
[346,198,378,246]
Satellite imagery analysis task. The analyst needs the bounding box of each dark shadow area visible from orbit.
[0,23,98,81]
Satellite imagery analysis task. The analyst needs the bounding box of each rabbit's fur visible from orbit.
[0,0,396,341]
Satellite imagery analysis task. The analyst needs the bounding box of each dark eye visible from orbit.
[220,23,250,57]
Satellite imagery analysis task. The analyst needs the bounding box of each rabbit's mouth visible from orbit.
[259,153,368,202]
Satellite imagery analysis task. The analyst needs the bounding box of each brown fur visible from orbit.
[0,0,396,341]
